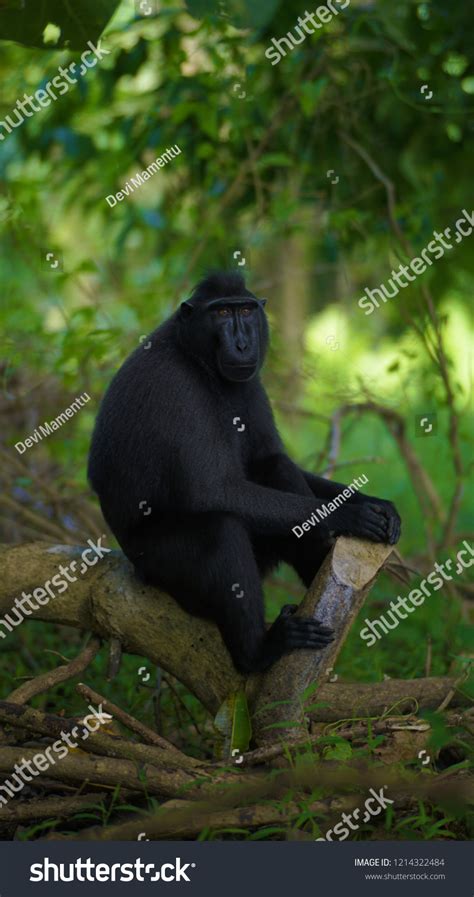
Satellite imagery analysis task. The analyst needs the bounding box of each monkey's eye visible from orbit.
[240,306,253,316]
[217,307,231,317]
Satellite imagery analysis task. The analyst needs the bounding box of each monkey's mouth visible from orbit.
[219,362,259,382]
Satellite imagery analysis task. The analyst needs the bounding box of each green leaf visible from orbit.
[304,701,330,713]
[321,737,353,760]
[0,0,121,50]
[249,826,287,840]
[256,153,293,170]
[461,76,474,94]
[214,689,251,760]
[299,78,328,117]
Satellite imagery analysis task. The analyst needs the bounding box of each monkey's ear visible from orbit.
[259,298,267,307]
[180,301,194,317]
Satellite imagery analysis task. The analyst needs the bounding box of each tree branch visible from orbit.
[252,537,393,744]
[0,543,468,736]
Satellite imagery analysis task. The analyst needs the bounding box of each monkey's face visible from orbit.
[211,299,266,382]
[180,295,268,382]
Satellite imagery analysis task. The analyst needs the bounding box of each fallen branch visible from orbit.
[0,793,106,826]
[0,746,228,800]
[56,795,361,841]
[7,636,102,705]
[0,701,203,772]
[0,543,468,743]
[75,682,184,755]
[0,542,238,714]
[242,707,474,767]
[55,765,473,841]
[309,676,469,722]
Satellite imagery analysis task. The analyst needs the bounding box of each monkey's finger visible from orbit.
[310,632,335,643]
[365,505,392,524]
[388,515,401,544]
[360,515,390,537]
[372,504,401,544]
[288,629,335,645]
[387,520,400,542]
[289,619,334,635]
[289,635,336,650]
[379,513,399,545]
[359,523,390,542]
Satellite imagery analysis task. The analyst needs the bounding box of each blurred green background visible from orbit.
[0,0,472,838]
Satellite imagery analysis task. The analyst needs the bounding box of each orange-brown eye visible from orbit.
[240,307,252,316]
[218,308,231,316]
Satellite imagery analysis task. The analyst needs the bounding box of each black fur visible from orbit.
[88,272,401,674]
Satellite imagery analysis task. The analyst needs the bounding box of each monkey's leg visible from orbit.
[134,514,333,675]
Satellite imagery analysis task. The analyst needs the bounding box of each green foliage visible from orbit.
[0,0,121,50]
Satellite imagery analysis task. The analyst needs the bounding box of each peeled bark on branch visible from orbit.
[252,537,393,744]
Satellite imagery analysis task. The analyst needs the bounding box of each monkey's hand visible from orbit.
[330,501,401,545]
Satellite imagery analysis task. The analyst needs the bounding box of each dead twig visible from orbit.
[436,663,473,713]
[0,701,204,773]
[76,682,185,756]
[7,636,102,705]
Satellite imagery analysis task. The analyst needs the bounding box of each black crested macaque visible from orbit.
[88,272,401,674]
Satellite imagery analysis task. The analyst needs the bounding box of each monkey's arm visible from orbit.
[247,451,400,544]
[187,479,328,536]
[302,470,368,501]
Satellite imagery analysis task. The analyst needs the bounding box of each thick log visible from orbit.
[0,542,238,713]
[0,542,467,735]
[56,766,473,841]
[0,746,234,800]
[310,676,467,722]
[58,795,359,841]
[252,537,393,744]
